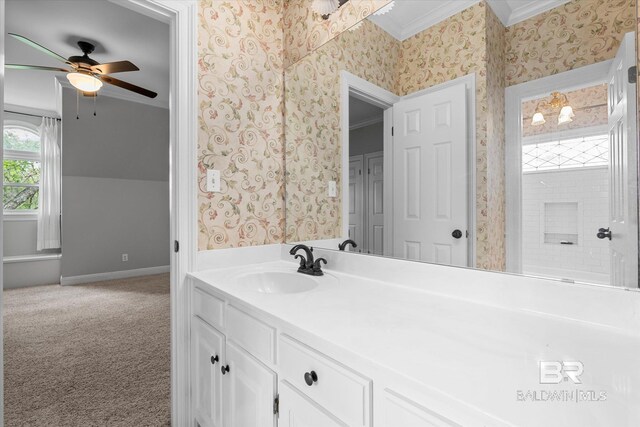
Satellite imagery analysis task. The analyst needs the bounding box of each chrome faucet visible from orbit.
[289,244,327,276]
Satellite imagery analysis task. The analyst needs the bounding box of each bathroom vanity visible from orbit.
[188,245,640,427]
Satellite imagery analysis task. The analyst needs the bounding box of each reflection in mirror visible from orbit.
[284,0,639,289]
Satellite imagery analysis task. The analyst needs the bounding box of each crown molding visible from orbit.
[350,115,383,131]
[372,0,571,42]
[55,76,169,110]
[499,0,571,26]
[406,0,478,41]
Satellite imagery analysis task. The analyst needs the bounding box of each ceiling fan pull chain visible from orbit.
[76,89,80,120]
[93,93,97,117]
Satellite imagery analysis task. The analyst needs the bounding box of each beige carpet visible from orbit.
[4,274,171,427]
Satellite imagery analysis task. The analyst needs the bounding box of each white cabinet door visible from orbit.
[278,381,344,427]
[223,341,277,427]
[381,390,461,427]
[191,317,225,427]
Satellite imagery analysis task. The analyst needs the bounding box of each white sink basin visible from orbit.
[234,271,319,294]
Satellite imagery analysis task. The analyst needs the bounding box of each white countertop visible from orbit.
[189,259,640,426]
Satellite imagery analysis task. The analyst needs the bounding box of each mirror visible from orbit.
[284,0,639,289]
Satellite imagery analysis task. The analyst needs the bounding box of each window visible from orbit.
[3,125,41,211]
[522,134,609,173]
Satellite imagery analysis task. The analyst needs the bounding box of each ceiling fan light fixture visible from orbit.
[67,72,103,93]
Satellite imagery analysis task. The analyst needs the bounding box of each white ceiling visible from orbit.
[369,0,571,41]
[5,0,170,113]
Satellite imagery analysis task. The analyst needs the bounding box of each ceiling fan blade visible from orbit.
[99,75,157,99]
[91,61,139,75]
[6,64,70,72]
[8,33,68,63]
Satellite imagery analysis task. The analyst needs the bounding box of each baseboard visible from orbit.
[60,265,170,286]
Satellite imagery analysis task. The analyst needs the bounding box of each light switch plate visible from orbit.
[207,169,221,192]
[328,180,337,198]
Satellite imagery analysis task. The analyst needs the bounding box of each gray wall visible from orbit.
[61,89,170,279]
[349,122,383,156]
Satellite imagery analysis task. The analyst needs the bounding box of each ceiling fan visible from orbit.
[6,33,157,99]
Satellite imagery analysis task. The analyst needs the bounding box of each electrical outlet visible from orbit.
[122,253,128,262]
[328,180,337,198]
[207,169,221,193]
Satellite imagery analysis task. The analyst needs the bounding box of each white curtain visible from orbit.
[37,117,61,250]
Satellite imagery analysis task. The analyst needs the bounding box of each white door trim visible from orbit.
[109,1,198,425]
[505,60,611,274]
[0,0,5,418]
[401,74,476,267]
[340,71,400,256]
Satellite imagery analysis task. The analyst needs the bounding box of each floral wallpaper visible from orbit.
[484,6,506,271]
[394,2,506,270]
[505,0,635,86]
[285,19,399,242]
[283,0,392,68]
[197,0,636,266]
[198,0,285,250]
[522,85,608,137]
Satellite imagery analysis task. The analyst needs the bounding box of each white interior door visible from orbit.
[366,152,384,255]
[392,83,468,265]
[348,156,364,251]
[607,32,638,288]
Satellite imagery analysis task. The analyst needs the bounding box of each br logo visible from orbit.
[539,361,584,384]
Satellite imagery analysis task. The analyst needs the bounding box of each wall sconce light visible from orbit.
[531,91,574,126]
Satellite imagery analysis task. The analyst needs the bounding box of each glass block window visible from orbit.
[522,134,608,172]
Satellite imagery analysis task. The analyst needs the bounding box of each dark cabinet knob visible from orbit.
[304,371,318,386]
[452,229,463,239]
[597,227,612,240]
[221,365,230,375]
[210,355,219,365]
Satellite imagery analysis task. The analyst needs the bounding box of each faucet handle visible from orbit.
[313,257,327,271]
[294,254,307,268]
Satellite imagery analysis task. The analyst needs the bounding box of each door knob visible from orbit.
[210,355,219,365]
[304,371,318,386]
[597,227,612,240]
[452,229,463,239]
[221,365,230,375]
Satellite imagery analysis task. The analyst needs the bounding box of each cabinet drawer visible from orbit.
[226,305,276,365]
[279,335,371,427]
[192,286,224,330]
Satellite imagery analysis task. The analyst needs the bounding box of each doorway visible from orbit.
[1,0,198,424]
[348,95,385,255]
[506,32,638,287]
